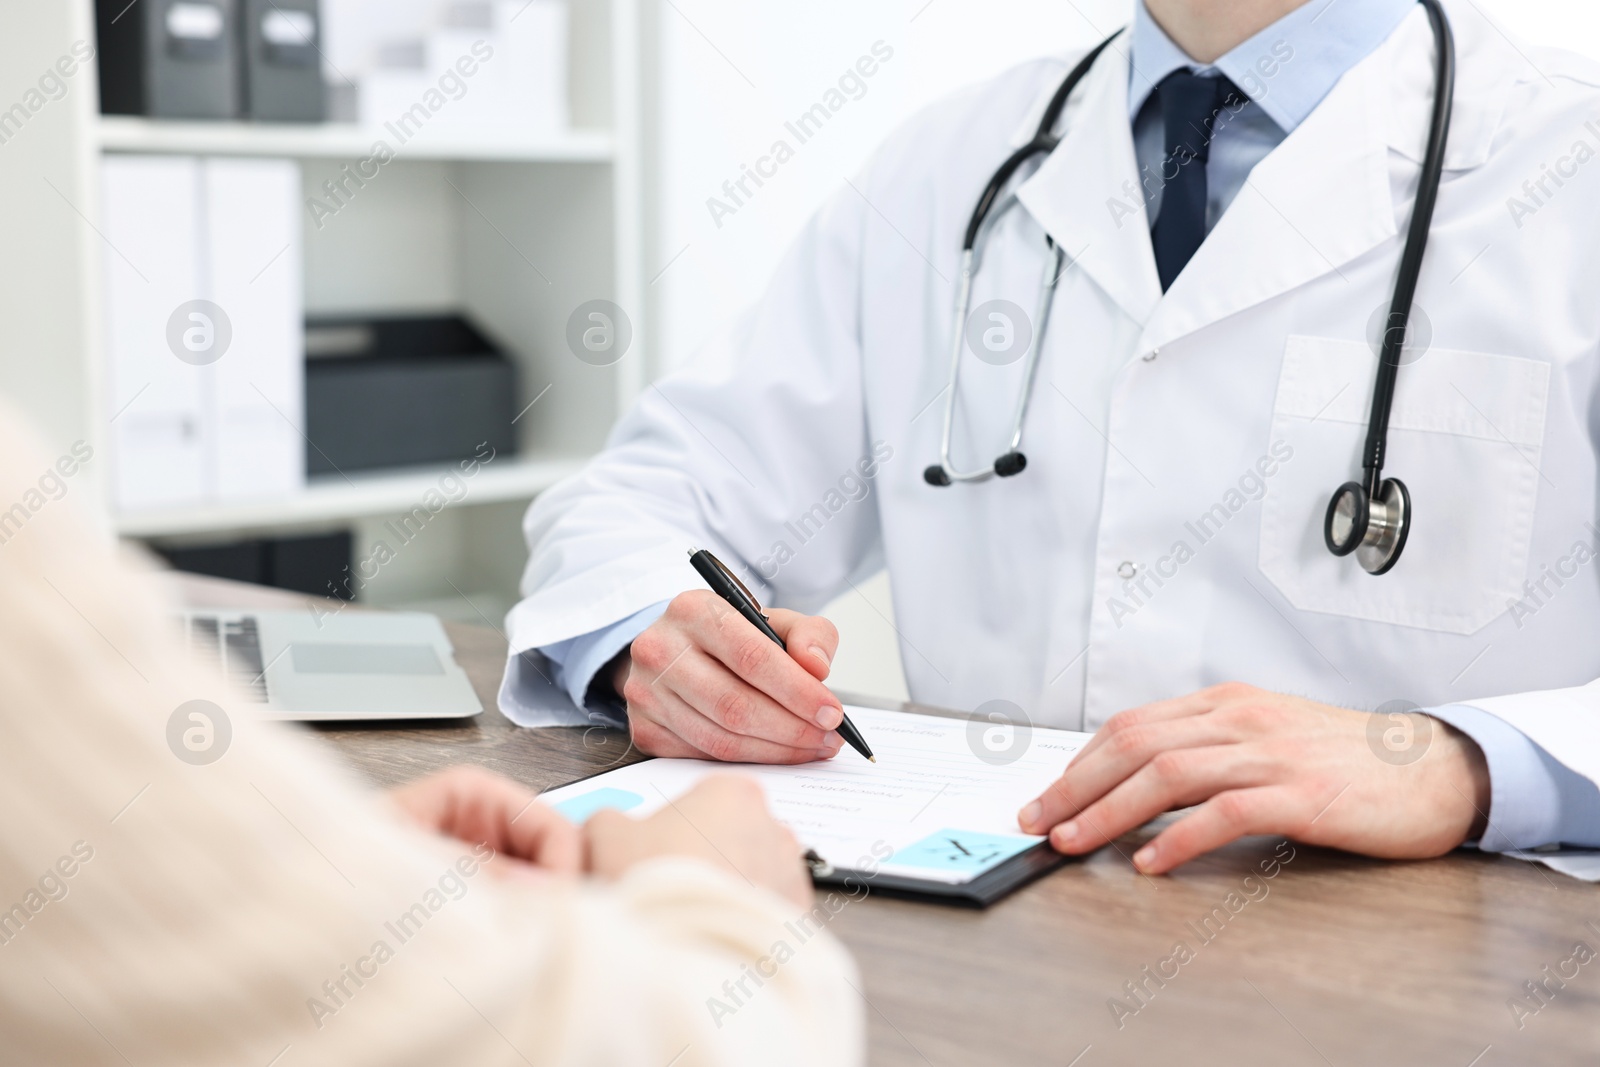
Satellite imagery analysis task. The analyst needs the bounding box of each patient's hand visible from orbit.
[1018,683,1491,873]
[390,766,582,875]
[586,776,813,908]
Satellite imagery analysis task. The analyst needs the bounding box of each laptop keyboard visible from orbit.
[184,614,270,703]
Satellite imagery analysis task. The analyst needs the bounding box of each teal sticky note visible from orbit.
[890,829,1038,874]
[553,787,645,823]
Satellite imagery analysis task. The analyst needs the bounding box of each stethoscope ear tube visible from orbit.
[924,31,1122,489]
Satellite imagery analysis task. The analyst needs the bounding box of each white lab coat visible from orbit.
[508,1,1600,789]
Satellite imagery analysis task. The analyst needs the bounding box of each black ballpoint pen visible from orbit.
[688,548,876,763]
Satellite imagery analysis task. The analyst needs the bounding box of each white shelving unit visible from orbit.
[0,0,647,618]
[97,115,618,163]
[115,455,588,539]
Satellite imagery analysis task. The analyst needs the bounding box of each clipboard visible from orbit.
[807,840,1067,907]
[540,703,1092,909]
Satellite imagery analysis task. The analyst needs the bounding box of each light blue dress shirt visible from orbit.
[1126,0,1416,230]
[540,601,669,713]
[534,0,1600,850]
[1427,705,1600,850]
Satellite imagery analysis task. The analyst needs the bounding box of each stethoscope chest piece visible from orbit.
[1324,477,1411,575]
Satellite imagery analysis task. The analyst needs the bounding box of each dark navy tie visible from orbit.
[1149,71,1242,292]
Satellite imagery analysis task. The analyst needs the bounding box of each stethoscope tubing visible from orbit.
[1007,243,1065,454]
[1321,0,1451,575]
[934,240,1066,483]
[926,0,1453,581]
[934,251,987,482]
[1362,0,1455,497]
[928,32,1122,485]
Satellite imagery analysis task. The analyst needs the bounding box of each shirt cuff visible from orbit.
[1426,703,1600,851]
[497,647,597,728]
[542,601,671,715]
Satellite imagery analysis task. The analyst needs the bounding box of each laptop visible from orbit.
[179,609,482,720]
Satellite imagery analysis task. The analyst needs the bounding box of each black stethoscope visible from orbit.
[924,0,1455,577]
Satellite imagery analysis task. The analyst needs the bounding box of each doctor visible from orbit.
[504,0,1600,873]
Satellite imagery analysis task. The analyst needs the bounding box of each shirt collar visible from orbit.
[1127,0,1416,132]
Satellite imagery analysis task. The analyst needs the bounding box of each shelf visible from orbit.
[116,454,587,538]
[97,116,615,163]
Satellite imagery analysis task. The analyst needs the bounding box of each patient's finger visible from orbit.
[504,802,584,874]
[389,767,583,874]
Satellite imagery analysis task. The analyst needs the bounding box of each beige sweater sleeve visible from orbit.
[0,409,863,1067]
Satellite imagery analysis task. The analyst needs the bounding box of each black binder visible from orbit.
[240,0,325,122]
[97,0,241,119]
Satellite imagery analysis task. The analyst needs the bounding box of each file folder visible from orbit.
[204,157,304,502]
[101,155,304,512]
[102,155,208,510]
[97,0,241,119]
[240,0,326,122]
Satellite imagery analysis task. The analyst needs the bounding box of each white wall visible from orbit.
[1488,1,1600,46]
[647,0,1600,701]
[653,0,1130,374]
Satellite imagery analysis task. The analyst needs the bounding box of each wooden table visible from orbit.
[177,575,1600,1066]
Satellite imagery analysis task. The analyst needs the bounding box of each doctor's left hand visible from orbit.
[1017,683,1491,874]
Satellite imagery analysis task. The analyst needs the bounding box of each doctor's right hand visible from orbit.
[609,590,847,764]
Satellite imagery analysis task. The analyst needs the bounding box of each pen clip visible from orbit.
[705,550,764,613]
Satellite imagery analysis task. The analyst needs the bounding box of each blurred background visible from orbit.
[0,0,1591,703]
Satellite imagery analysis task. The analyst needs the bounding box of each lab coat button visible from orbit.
[1117,561,1138,579]
[1142,348,1159,362]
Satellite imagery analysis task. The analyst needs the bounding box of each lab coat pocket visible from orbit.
[1258,335,1550,634]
